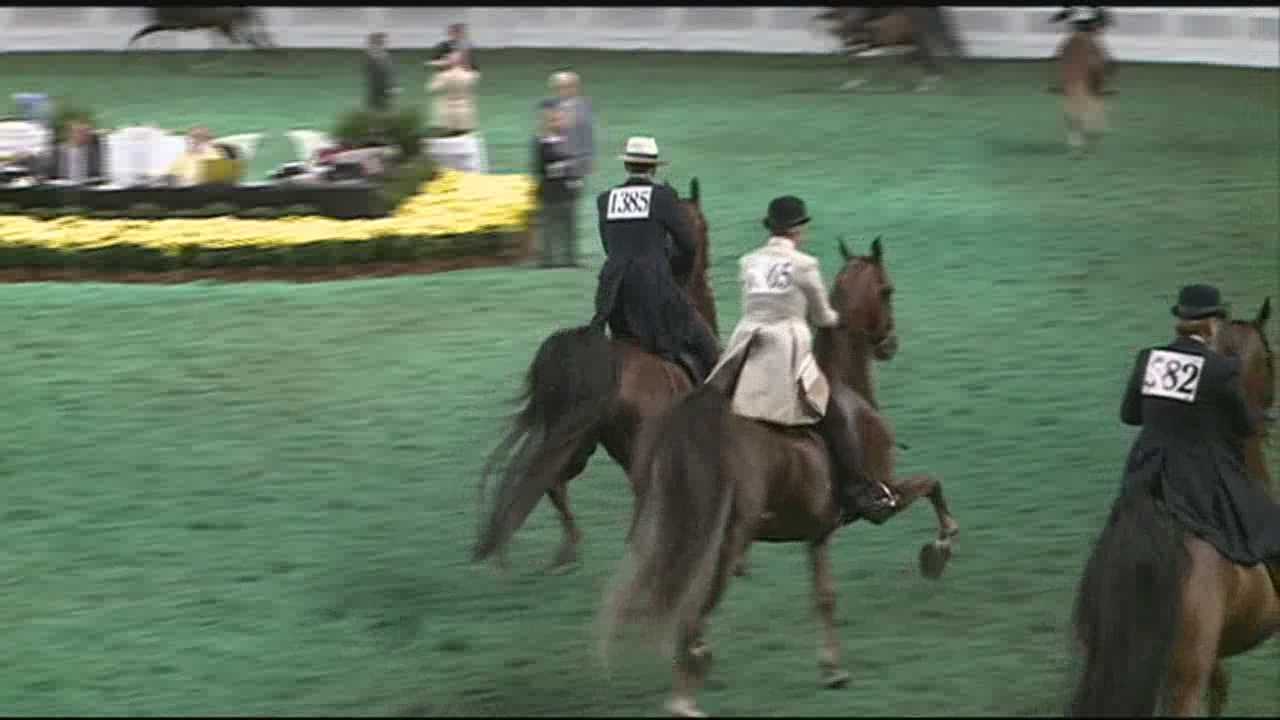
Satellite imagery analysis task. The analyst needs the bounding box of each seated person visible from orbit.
[39,119,107,184]
[166,126,224,186]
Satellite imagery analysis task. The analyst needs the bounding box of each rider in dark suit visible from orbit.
[591,136,719,383]
[1119,284,1280,578]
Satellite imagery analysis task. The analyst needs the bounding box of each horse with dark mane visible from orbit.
[1069,298,1277,717]
[473,179,719,574]
[127,7,277,55]
[816,7,966,92]
[597,238,960,718]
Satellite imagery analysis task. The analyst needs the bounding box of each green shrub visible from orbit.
[377,155,438,215]
[51,98,95,143]
[0,203,20,215]
[332,105,424,161]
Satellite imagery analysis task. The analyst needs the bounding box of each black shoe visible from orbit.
[844,486,897,525]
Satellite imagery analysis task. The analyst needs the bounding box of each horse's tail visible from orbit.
[125,24,165,51]
[598,383,736,662]
[472,320,619,563]
[1067,480,1189,716]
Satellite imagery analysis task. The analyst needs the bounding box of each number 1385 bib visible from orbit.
[1141,349,1205,403]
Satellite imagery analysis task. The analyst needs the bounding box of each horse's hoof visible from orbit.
[822,667,851,689]
[666,697,707,718]
[841,78,868,91]
[919,540,952,580]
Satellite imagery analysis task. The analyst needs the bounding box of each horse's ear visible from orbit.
[1257,297,1272,326]
[838,236,852,262]
[870,235,883,263]
[688,177,700,205]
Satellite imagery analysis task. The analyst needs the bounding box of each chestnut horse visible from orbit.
[1068,297,1278,717]
[598,238,961,718]
[1057,21,1111,150]
[473,179,718,573]
[816,7,966,93]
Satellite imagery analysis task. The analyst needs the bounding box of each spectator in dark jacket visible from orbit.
[365,32,398,112]
[532,99,581,268]
[40,119,106,184]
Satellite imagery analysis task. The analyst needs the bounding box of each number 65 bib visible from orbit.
[1141,349,1205,403]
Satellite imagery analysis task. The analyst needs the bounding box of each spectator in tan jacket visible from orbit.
[427,50,480,136]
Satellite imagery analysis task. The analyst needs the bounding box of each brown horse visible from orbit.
[816,7,965,93]
[598,238,961,718]
[127,7,276,52]
[1224,298,1276,496]
[1068,297,1278,717]
[473,178,718,573]
[1057,25,1110,150]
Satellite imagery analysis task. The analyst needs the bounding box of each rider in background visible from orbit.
[706,196,896,523]
[590,136,719,383]
[1119,284,1280,578]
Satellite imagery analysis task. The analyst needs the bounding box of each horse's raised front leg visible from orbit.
[881,473,960,580]
[811,538,851,689]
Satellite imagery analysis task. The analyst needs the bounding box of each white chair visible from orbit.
[286,129,334,163]
[0,120,51,163]
[214,132,264,162]
[424,131,488,174]
[104,126,186,186]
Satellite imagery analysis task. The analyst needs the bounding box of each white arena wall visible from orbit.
[0,6,1276,69]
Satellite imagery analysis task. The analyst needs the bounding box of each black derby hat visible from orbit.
[1171,283,1229,320]
[763,196,811,234]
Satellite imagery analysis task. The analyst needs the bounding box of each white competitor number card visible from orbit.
[606,186,653,220]
[1141,349,1205,403]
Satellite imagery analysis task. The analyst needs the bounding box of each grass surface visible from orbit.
[2,49,1278,716]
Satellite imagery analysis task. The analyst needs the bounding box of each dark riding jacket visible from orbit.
[592,176,706,364]
[1120,334,1280,565]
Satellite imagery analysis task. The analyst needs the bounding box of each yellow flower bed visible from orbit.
[0,169,537,257]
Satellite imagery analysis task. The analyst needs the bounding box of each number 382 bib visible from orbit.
[1141,349,1205,403]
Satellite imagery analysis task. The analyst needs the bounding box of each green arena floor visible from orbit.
[1,49,1277,716]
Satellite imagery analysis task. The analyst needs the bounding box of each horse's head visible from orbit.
[1217,297,1276,424]
[676,177,718,336]
[832,236,898,361]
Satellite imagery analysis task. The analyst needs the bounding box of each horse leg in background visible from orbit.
[911,37,943,92]
[1063,82,1089,150]
[543,444,597,574]
[1082,92,1106,147]
[1206,662,1231,717]
[811,538,852,689]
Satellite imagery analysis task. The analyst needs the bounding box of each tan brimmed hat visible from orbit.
[619,136,667,165]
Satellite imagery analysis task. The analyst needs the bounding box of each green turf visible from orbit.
[1,49,1277,716]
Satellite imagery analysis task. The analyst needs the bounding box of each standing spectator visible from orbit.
[429,23,477,70]
[550,70,595,182]
[39,119,105,184]
[365,32,399,112]
[532,99,579,268]
[427,50,480,136]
